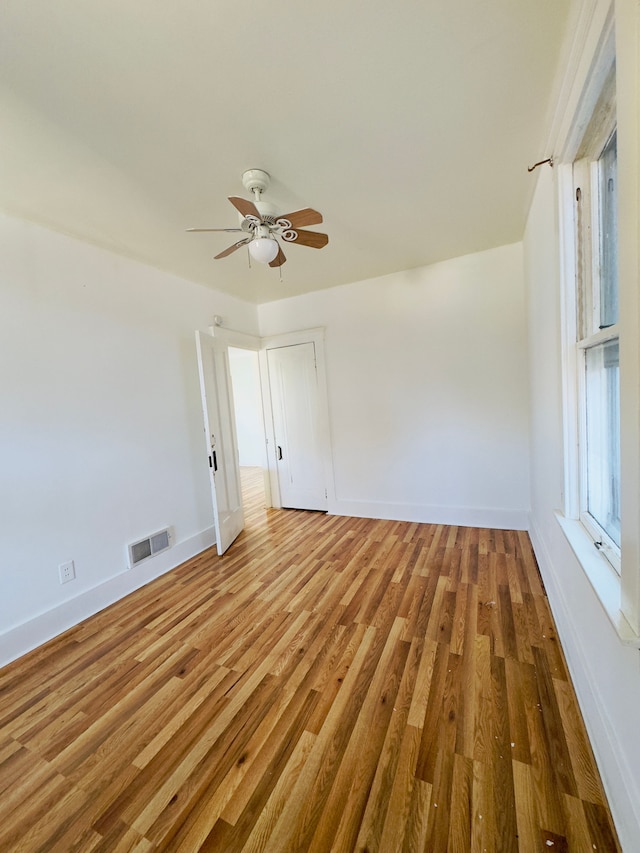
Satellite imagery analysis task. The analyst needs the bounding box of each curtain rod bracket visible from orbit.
[528,157,554,173]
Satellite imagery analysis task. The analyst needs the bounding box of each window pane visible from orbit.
[599,131,618,328]
[585,339,620,545]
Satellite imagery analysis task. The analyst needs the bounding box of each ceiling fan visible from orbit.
[187,169,328,268]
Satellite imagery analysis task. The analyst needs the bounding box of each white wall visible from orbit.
[228,348,265,467]
[0,211,258,665]
[259,243,530,529]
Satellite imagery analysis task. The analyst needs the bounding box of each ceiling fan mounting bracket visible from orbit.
[241,168,271,198]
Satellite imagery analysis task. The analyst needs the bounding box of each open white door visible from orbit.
[195,330,244,554]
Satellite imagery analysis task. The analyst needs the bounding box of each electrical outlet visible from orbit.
[59,560,75,584]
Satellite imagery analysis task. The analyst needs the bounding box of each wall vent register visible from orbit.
[128,528,172,568]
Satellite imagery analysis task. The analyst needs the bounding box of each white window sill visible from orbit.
[555,512,640,647]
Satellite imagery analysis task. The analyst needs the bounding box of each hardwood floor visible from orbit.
[0,468,620,852]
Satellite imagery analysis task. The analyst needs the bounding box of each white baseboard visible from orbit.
[329,498,529,531]
[529,516,640,853]
[0,527,216,669]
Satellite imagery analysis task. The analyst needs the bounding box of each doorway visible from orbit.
[228,346,268,514]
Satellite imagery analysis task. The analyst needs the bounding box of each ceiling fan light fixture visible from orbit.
[249,236,279,264]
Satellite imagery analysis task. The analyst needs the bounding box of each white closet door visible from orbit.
[267,342,327,511]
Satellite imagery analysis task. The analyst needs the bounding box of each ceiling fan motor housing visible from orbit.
[239,199,279,230]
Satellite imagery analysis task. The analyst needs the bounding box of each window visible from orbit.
[572,83,620,570]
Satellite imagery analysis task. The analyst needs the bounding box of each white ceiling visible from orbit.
[0,0,571,304]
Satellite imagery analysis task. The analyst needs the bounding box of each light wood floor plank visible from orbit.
[376,723,424,853]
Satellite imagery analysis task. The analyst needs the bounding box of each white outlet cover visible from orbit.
[59,560,76,584]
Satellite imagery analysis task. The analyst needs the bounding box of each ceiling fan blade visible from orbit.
[228,196,262,220]
[186,227,244,233]
[214,238,251,259]
[285,229,329,249]
[269,245,287,268]
[277,208,323,228]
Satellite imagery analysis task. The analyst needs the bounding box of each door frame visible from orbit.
[208,326,273,508]
[259,327,334,511]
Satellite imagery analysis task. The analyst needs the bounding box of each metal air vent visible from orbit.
[128,527,172,568]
